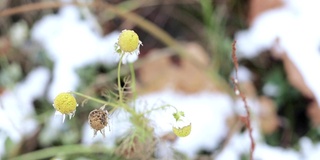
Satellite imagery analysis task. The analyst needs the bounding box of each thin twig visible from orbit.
[231,41,255,160]
[0,1,64,17]
[232,41,239,77]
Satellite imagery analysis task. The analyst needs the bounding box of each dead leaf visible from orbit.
[137,42,220,94]
[307,101,320,127]
[248,0,284,25]
[280,53,313,99]
[259,96,279,135]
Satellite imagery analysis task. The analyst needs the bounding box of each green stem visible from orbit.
[71,91,119,109]
[143,104,172,115]
[73,91,134,116]
[10,144,112,160]
[108,107,118,115]
[170,105,179,112]
[118,53,125,103]
[129,62,137,102]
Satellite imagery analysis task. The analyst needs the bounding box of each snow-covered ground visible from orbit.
[0,67,49,157]
[236,0,320,106]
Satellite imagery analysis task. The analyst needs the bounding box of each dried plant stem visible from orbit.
[231,41,255,160]
[240,89,255,160]
[0,1,61,16]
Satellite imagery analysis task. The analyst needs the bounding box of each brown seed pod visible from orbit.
[88,106,109,137]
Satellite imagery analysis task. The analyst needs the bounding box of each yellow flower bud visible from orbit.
[53,92,78,123]
[53,93,77,114]
[173,124,191,137]
[172,117,191,137]
[118,30,140,53]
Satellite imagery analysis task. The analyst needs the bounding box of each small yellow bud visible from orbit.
[53,92,77,114]
[53,92,78,123]
[173,123,191,137]
[172,111,191,137]
[117,30,140,53]
[114,29,142,64]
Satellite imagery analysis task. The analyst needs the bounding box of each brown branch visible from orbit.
[231,41,255,160]
[232,41,239,79]
[0,2,67,17]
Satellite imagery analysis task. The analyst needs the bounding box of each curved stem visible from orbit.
[10,144,112,160]
[72,91,119,109]
[143,104,171,115]
[73,91,134,117]
[169,105,179,112]
[117,53,125,103]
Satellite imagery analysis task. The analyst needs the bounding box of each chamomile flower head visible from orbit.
[115,29,142,55]
[172,111,191,137]
[53,92,78,123]
[88,106,110,137]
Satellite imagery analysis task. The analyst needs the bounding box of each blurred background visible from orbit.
[1,0,320,159]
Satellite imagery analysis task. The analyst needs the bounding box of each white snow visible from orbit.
[31,5,138,101]
[234,0,320,159]
[235,0,320,107]
[81,89,235,158]
[0,67,50,156]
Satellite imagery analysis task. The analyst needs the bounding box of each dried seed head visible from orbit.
[88,106,109,137]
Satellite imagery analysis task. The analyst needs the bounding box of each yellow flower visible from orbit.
[115,29,142,55]
[53,92,78,123]
[172,116,191,137]
[172,111,191,137]
[88,106,110,137]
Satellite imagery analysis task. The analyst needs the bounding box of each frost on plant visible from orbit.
[53,92,78,123]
